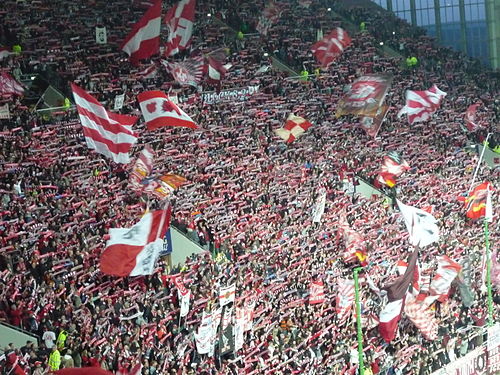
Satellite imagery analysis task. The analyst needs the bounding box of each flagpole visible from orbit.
[353,267,365,375]
[484,219,494,327]
[468,132,491,193]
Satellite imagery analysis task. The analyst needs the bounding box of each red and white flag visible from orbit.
[162,58,204,87]
[164,0,196,57]
[71,83,138,164]
[219,284,236,307]
[137,63,158,79]
[404,296,439,340]
[256,1,282,35]
[338,218,368,266]
[379,248,418,342]
[336,279,355,323]
[174,276,191,317]
[311,27,351,68]
[121,0,162,65]
[376,151,410,188]
[138,90,197,130]
[205,56,227,84]
[274,113,312,143]
[309,280,326,305]
[0,47,10,61]
[0,72,24,97]
[129,146,155,191]
[464,103,481,131]
[398,84,447,125]
[429,255,461,300]
[100,207,172,277]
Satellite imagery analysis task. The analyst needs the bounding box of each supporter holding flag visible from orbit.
[120,0,162,65]
[398,84,447,124]
[464,103,481,131]
[138,90,197,130]
[375,151,409,188]
[100,206,172,277]
[164,0,196,56]
[71,83,138,164]
[311,27,351,67]
[397,200,440,247]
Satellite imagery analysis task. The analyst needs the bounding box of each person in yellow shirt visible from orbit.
[48,346,61,371]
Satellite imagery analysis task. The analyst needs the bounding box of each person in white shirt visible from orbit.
[42,330,56,349]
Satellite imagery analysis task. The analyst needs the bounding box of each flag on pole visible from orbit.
[129,146,155,191]
[219,284,236,306]
[465,182,493,220]
[379,247,419,342]
[71,83,138,164]
[397,200,440,247]
[376,151,410,188]
[309,280,326,304]
[144,174,188,200]
[138,90,197,130]
[164,0,196,56]
[311,27,351,67]
[205,56,227,84]
[359,105,389,138]
[339,218,368,266]
[274,114,312,143]
[464,103,481,131]
[485,184,493,222]
[0,72,25,97]
[100,206,172,277]
[120,0,161,65]
[398,85,447,125]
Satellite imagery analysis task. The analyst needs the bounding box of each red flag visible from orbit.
[359,105,389,138]
[311,27,351,67]
[338,218,368,266]
[309,280,326,305]
[379,247,419,342]
[121,0,161,65]
[429,255,462,301]
[164,0,196,56]
[100,207,172,277]
[71,83,138,164]
[398,85,447,124]
[0,72,24,97]
[144,174,188,200]
[274,114,312,143]
[464,103,481,131]
[465,182,492,220]
[138,90,197,130]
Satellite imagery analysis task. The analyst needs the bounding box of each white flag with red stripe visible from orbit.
[71,83,138,164]
[164,0,196,57]
[219,284,236,307]
[206,56,227,84]
[429,255,461,299]
[137,63,158,79]
[309,280,326,305]
[404,296,438,340]
[275,113,312,143]
[100,206,172,277]
[138,90,197,131]
[0,72,24,97]
[464,103,481,131]
[121,0,161,65]
[397,85,447,125]
[311,27,352,68]
[336,279,355,323]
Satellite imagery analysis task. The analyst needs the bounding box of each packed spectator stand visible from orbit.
[0,0,499,374]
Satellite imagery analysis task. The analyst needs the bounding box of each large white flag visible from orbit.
[397,200,440,247]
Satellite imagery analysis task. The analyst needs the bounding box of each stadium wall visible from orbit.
[0,323,38,352]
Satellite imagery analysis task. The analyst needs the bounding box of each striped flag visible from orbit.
[338,218,368,266]
[398,84,447,125]
[429,255,461,300]
[100,206,172,277]
[121,0,161,65]
[404,296,439,340]
[164,0,196,56]
[376,151,409,188]
[206,56,227,84]
[309,280,326,305]
[311,27,351,68]
[71,83,138,164]
[336,279,355,323]
[379,247,418,342]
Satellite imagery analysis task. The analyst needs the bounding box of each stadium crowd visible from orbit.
[0,0,499,374]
